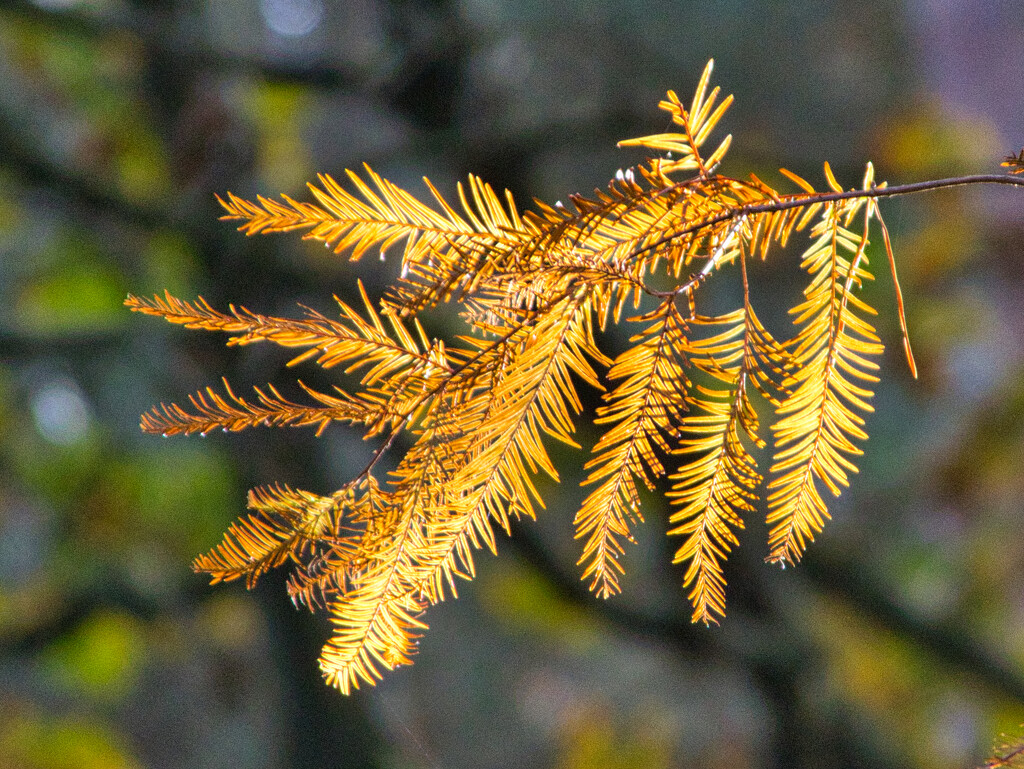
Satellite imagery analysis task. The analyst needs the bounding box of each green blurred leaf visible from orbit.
[14,263,125,337]
[39,609,147,699]
[0,711,141,769]
[245,82,313,191]
[140,231,199,297]
[479,560,601,652]
[98,443,237,555]
[115,123,171,204]
[5,421,104,504]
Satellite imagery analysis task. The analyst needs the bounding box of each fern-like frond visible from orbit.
[617,59,733,178]
[282,477,388,610]
[127,284,438,380]
[140,378,373,437]
[339,303,589,624]
[128,285,460,437]
[317,438,454,693]
[320,582,426,694]
[220,167,533,318]
[669,396,755,624]
[454,295,600,526]
[193,483,341,588]
[219,166,526,258]
[766,171,884,564]
[667,288,786,623]
[576,298,690,597]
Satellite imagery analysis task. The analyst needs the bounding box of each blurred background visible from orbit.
[1,0,1022,767]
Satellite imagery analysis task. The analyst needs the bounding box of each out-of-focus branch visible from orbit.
[0,111,171,230]
[802,549,1024,703]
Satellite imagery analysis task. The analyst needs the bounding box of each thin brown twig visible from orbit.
[629,173,1024,263]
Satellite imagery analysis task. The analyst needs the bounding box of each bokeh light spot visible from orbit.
[31,380,92,447]
[260,0,324,37]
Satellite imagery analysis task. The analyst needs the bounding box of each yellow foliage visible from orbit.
[127,60,1024,692]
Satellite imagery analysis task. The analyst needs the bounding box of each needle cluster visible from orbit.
[128,61,1024,692]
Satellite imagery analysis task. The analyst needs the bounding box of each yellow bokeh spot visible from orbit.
[41,609,147,698]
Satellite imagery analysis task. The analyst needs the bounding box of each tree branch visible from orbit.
[629,173,1024,262]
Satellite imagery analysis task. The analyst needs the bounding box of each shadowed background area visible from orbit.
[0,0,1022,767]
